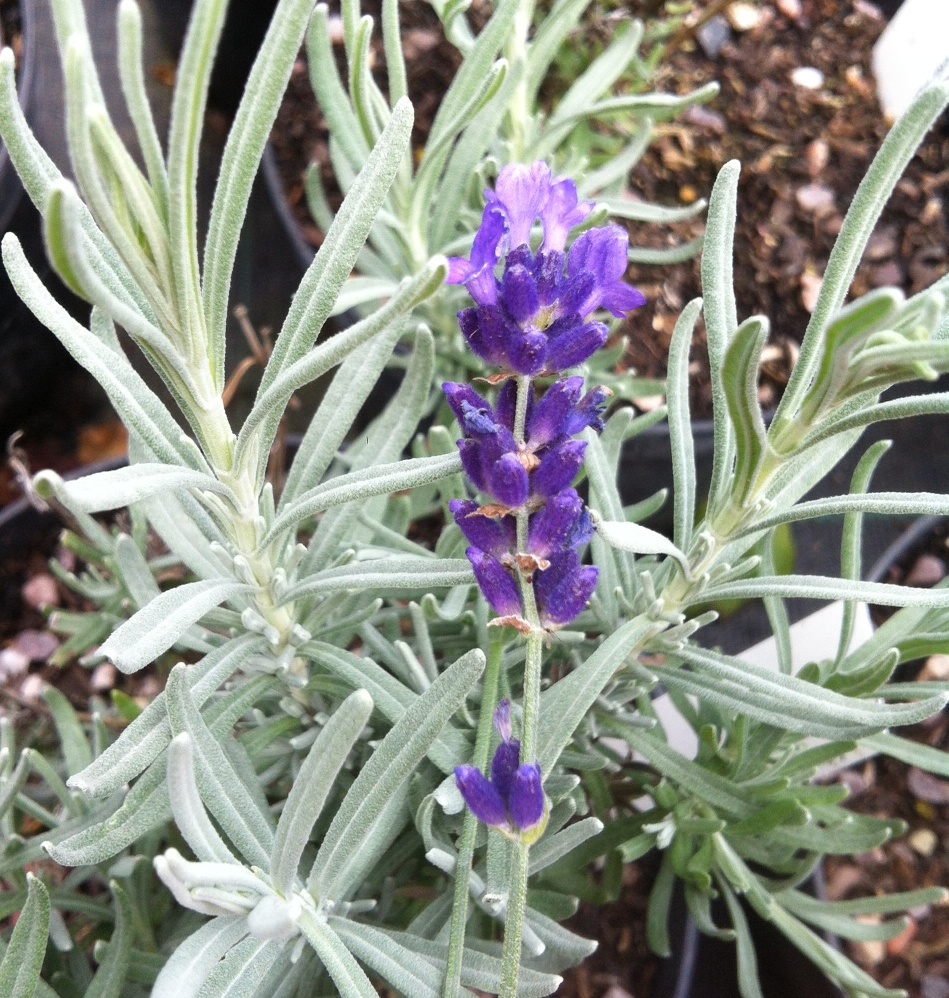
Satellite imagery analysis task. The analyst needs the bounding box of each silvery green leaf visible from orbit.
[98,579,253,674]
[777,893,909,943]
[527,817,603,876]
[69,635,264,797]
[241,256,446,483]
[702,161,740,513]
[0,874,49,998]
[583,427,635,601]
[84,882,132,998]
[722,315,769,504]
[777,76,949,426]
[579,123,653,196]
[257,97,412,405]
[271,690,373,895]
[328,919,462,998]
[298,914,378,998]
[348,923,561,997]
[861,732,949,777]
[152,917,249,998]
[537,615,662,773]
[330,276,401,315]
[627,235,704,265]
[0,750,30,823]
[271,453,461,541]
[41,687,92,778]
[667,298,702,551]
[741,490,949,535]
[718,881,765,998]
[425,0,518,150]
[138,489,231,582]
[660,644,944,738]
[523,906,597,968]
[279,325,403,507]
[301,642,467,773]
[112,532,162,609]
[599,196,707,224]
[0,236,197,469]
[523,0,590,108]
[50,676,271,866]
[166,665,275,870]
[117,0,168,211]
[547,19,643,127]
[0,49,148,319]
[167,733,240,866]
[283,556,472,602]
[203,0,317,385]
[703,574,949,610]
[591,513,690,577]
[309,648,484,898]
[381,0,407,103]
[34,463,235,514]
[191,934,282,998]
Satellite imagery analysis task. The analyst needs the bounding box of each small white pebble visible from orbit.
[19,674,46,703]
[0,647,30,680]
[726,2,761,31]
[791,66,825,90]
[776,0,803,19]
[909,828,938,858]
[90,662,118,693]
[21,573,60,611]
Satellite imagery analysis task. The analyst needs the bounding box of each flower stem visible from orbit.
[499,839,531,998]
[443,636,504,998]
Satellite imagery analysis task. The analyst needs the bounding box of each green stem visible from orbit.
[499,840,531,998]
[443,636,505,998]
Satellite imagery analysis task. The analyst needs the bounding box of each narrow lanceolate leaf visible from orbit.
[1,236,196,468]
[271,690,373,895]
[152,918,250,998]
[659,643,944,738]
[667,298,703,552]
[309,649,484,898]
[592,515,690,577]
[701,160,740,512]
[0,874,49,998]
[258,98,413,399]
[299,914,378,998]
[722,315,769,505]
[702,574,949,611]
[282,557,472,603]
[186,934,282,998]
[203,0,319,387]
[165,665,275,870]
[69,635,264,797]
[84,883,132,998]
[98,580,252,674]
[537,616,662,773]
[33,464,234,513]
[268,452,462,541]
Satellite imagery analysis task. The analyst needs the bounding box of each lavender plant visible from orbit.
[1,2,949,998]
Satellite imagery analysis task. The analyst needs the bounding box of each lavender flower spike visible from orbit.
[454,699,547,842]
[447,160,645,376]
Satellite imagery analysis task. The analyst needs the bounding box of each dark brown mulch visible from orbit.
[622,0,949,415]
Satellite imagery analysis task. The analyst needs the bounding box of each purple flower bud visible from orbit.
[539,178,593,253]
[500,264,540,324]
[508,763,545,831]
[528,489,593,560]
[546,320,609,373]
[488,453,530,509]
[568,226,647,318]
[466,548,522,618]
[534,551,598,629]
[454,765,508,827]
[531,440,587,497]
[493,698,513,742]
[527,377,584,447]
[489,161,553,247]
[491,738,520,801]
[450,500,516,558]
